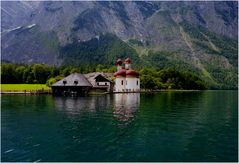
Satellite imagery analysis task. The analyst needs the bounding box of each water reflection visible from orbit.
[113,93,140,126]
[53,95,112,113]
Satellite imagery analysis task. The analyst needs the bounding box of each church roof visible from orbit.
[126,69,139,77]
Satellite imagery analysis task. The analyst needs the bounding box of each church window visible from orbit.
[121,80,123,85]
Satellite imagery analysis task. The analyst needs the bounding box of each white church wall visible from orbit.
[115,77,126,92]
[126,77,140,92]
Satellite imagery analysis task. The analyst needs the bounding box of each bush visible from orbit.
[46,76,63,87]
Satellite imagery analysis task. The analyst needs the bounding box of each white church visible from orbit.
[114,57,140,92]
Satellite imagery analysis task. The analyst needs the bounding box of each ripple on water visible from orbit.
[4,149,14,153]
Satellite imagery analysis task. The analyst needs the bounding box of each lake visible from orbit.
[1,91,238,162]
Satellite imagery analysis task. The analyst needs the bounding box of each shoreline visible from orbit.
[1,89,236,95]
[1,90,51,95]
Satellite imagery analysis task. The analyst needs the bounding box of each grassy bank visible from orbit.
[1,84,51,91]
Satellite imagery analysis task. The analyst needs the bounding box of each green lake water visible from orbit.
[1,91,238,161]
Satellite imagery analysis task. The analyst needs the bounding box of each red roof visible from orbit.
[126,69,139,77]
[114,69,126,77]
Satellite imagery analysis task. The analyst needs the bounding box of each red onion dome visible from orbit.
[126,69,139,77]
[116,58,122,65]
[114,69,126,77]
[125,57,131,64]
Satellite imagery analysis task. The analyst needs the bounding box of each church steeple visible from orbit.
[125,57,131,70]
[116,58,123,71]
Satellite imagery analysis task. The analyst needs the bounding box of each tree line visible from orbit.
[139,68,207,90]
[1,64,116,85]
[1,63,207,90]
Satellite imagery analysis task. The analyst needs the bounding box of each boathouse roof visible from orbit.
[52,73,92,87]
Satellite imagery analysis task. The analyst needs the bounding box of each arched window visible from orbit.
[63,80,67,85]
[137,80,138,85]
[74,80,78,85]
[121,80,123,85]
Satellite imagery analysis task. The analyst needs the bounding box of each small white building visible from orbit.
[84,72,113,92]
[114,58,140,92]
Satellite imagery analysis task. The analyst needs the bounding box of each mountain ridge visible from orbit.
[1,1,238,89]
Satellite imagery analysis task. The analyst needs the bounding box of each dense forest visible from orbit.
[1,63,208,90]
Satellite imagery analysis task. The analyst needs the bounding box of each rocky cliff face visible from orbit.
[2,1,237,42]
[1,1,238,88]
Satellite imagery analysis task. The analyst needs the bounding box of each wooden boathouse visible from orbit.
[51,73,92,96]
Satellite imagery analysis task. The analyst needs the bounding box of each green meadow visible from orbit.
[1,84,51,91]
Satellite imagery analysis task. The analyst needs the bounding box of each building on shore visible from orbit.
[114,58,140,92]
[51,73,92,96]
[51,58,139,96]
[84,72,113,93]
[51,72,113,96]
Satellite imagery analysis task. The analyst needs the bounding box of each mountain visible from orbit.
[1,1,238,89]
